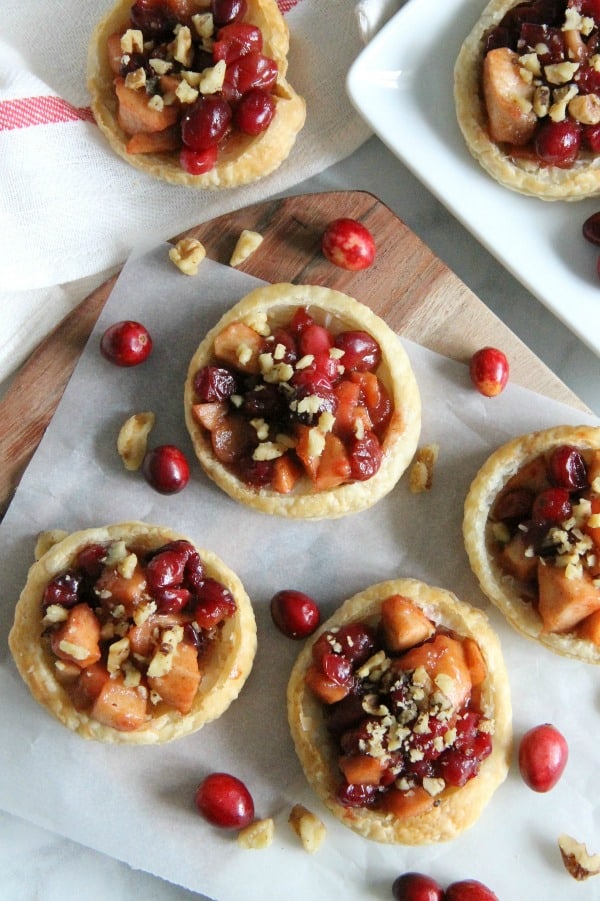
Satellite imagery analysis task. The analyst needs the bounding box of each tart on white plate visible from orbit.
[455,0,600,200]
[9,522,257,743]
[88,0,305,187]
[287,578,512,844]
[184,282,422,519]
[464,425,600,662]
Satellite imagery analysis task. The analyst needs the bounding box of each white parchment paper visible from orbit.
[0,247,598,901]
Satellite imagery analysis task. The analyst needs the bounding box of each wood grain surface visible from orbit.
[0,190,585,519]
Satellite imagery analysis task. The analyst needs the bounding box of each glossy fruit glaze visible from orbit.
[303,595,494,815]
[483,0,600,167]
[190,306,394,493]
[489,443,600,638]
[108,0,280,171]
[42,538,236,730]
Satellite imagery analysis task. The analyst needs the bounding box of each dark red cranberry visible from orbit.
[194,365,238,402]
[493,487,534,523]
[194,771,254,828]
[347,431,383,481]
[233,88,275,135]
[534,119,581,167]
[181,96,232,151]
[194,578,236,628]
[336,780,377,808]
[531,487,572,525]
[155,587,192,614]
[142,445,190,494]
[222,51,278,103]
[445,879,499,901]
[583,210,600,245]
[180,145,218,175]
[334,330,382,371]
[211,0,247,28]
[75,544,106,579]
[333,623,377,665]
[42,572,82,608]
[130,1,177,38]
[270,589,321,639]
[100,320,153,367]
[146,549,187,591]
[391,872,444,901]
[549,444,588,490]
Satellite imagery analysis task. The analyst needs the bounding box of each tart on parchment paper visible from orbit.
[87,0,306,187]
[464,425,600,663]
[287,578,512,844]
[9,522,257,743]
[184,283,422,519]
[454,0,600,200]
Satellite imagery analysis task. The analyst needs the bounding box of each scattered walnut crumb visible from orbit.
[35,529,69,560]
[169,237,206,275]
[117,411,156,471]
[229,229,264,267]
[237,817,274,850]
[288,804,326,853]
[559,834,600,881]
[409,443,439,493]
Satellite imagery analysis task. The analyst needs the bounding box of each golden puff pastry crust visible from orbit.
[8,522,257,743]
[87,0,306,188]
[454,0,600,200]
[287,578,512,844]
[464,425,600,662]
[183,283,422,519]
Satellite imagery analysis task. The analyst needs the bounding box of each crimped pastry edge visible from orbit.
[287,578,512,844]
[183,283,422,519]
[463,424,600,663]
[8,521,257,743]
[454,0,600,201]
[87,0,306,188]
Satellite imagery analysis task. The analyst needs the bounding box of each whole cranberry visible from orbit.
[321,218,376,271]
[100,320,152,367]
[142,445,190,494]
[445,879,499,901]
[582,210,600,246]
[270,589,321,639]
[518,723,568,792]
[392,871,444,901]
[534,118,581,168]
[194,772,254,829]
[469,346,509,397]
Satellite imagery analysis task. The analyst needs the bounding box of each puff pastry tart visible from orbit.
[87,0,306,187]
[455,0,600,199]
[184,283,421,519]
[8,522,257,743]
[287,579,512,844]
[464,425,600,663]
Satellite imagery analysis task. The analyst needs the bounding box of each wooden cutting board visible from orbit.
[0,190,586,519]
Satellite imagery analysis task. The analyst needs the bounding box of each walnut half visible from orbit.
[558,833,600,880]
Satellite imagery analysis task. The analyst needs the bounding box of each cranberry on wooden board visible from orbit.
[194,772,254,829]
[518,723,568,792]
[469,346,509,397]
[321,218,376,271]
[391,872,444,901]
[270,589,320,639]
[444,880,499,901]
[100,320,152,367]
[142,445,190,494]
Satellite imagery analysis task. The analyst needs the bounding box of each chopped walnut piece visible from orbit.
[117,411,156,471]
[559,834,600,880]
[169,237,206,275]
[409,443,439,493]
[288,804,326,853]
[229,229,264,267]
[237,817,275,849]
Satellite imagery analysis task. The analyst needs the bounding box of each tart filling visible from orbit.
[287,579,511,844]
[8,522,257,743]
[464,424,600,662]
[183,283,421,519]
[87,0,305,187]
[455,0,600,199]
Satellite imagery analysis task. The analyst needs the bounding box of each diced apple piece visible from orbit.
[91,676,148,731]
[483,47,537,145]
[338,753,385,786]
[397,634,472,710]
[211,413,255,464]
[51,603,101,668]
[462,637,487,686]
[114,76,179,135]
[376,785,435,818]
[504,455,551,494]
[126,125,181,154]
[70,662,111,711]
[96,563,148,617]
[128,616,158,658]
[498,532,538,583]
[272,454,302,494]
[147,641,200,715]
[304,664,350,704]
[213,322,266,374]
[191,401,228,432]
[380,594,435,653]
[294,424,321,480]
[537,562,600,634]
[575,609,600,646]
[314,433,352,490]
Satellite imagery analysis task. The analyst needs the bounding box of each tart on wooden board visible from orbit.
[287,578,512,844]
[184,282,422,519]
[9,522,257,743]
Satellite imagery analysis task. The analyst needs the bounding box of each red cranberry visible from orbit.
[213,23,262,65]
[321,218,376,271]
[194,772,254,829]
[549,445,588,490]
[334,330,382,371]
[211,0,247,28]
[180,145,218,175]
[445,879,499,901]
[469,347,509,397]
[42,571,82,608]
[518,723,568,792]
[391,872,444,901]
[222,51,278,103]
[194,578,236,628]
[181,96,232,151]
[270,589,321,639]
[100,320,152,367]
[193,365,238,402]
[534,119,581,168]
[142,445,190,494]
[233,88,275,135]
[531,487,571,525]
[347,431,383,481]
[583,211,600,246]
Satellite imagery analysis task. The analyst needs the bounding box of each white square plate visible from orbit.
[347,0,600,357]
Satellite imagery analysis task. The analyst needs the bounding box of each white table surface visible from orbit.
[1,135,598,901]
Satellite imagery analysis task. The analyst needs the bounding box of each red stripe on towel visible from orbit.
[0,96,94,132]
